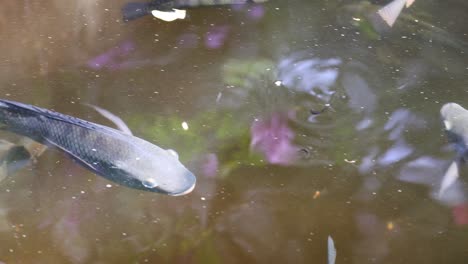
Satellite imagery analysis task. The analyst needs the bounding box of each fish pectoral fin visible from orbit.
[43,138,100,174]
[151,9,186,22]
[439,160,460,198]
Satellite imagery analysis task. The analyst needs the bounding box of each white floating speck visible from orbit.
[344,159,357,164]
[182,121,189,130]
[201,197,206,201]
[92,148,97,152]
[106,184,112,188]
[274,80,282,86]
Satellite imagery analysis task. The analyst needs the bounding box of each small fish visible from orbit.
[0,99,196,196]
[439,102,468,197]
[122,0,269,22]
[377,0,415,27]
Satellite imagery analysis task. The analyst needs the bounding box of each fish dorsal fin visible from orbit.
[84,104,133,136]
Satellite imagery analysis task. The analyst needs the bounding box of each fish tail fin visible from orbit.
[122,2,151,21]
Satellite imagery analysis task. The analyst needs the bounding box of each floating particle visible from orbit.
[182,121,189,130]
[313,191,321,199]
[387,221,394,230]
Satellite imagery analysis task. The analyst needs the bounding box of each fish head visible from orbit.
[441,103,468,131]
[440,102,468,152]
[119,148,196,196]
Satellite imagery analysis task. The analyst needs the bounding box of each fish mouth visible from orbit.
[166,182,196,196]
[155,172,196,196]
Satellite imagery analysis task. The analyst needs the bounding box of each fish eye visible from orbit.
[142,178,158,188]
[166,149,179,159]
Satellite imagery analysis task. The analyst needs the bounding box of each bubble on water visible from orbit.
[142,178,158,188]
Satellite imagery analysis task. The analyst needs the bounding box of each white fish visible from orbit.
[438,103,468,198]
[328,235,336,264]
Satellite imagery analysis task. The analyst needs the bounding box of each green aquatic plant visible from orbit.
[128,109,263,177]
[222,58,275,89]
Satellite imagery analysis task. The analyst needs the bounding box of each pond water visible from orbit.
[0,0,468,263]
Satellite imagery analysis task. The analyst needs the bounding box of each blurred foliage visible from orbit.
[222,59,275,89]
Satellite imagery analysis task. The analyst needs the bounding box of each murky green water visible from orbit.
[0,0,467,263]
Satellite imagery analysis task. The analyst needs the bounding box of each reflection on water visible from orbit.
[1,0,468,263]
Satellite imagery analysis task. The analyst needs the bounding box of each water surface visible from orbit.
[0,0,468,263]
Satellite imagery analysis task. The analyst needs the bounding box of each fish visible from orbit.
[439,102,468,197]
[122,0,269,22]
[0,99,196,196]
[328,235,336,264]
[377,0,415,27]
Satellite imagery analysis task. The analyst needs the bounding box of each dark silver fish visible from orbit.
[122,0,268,21]
[0,99,196,196]
[439,102,468,197]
